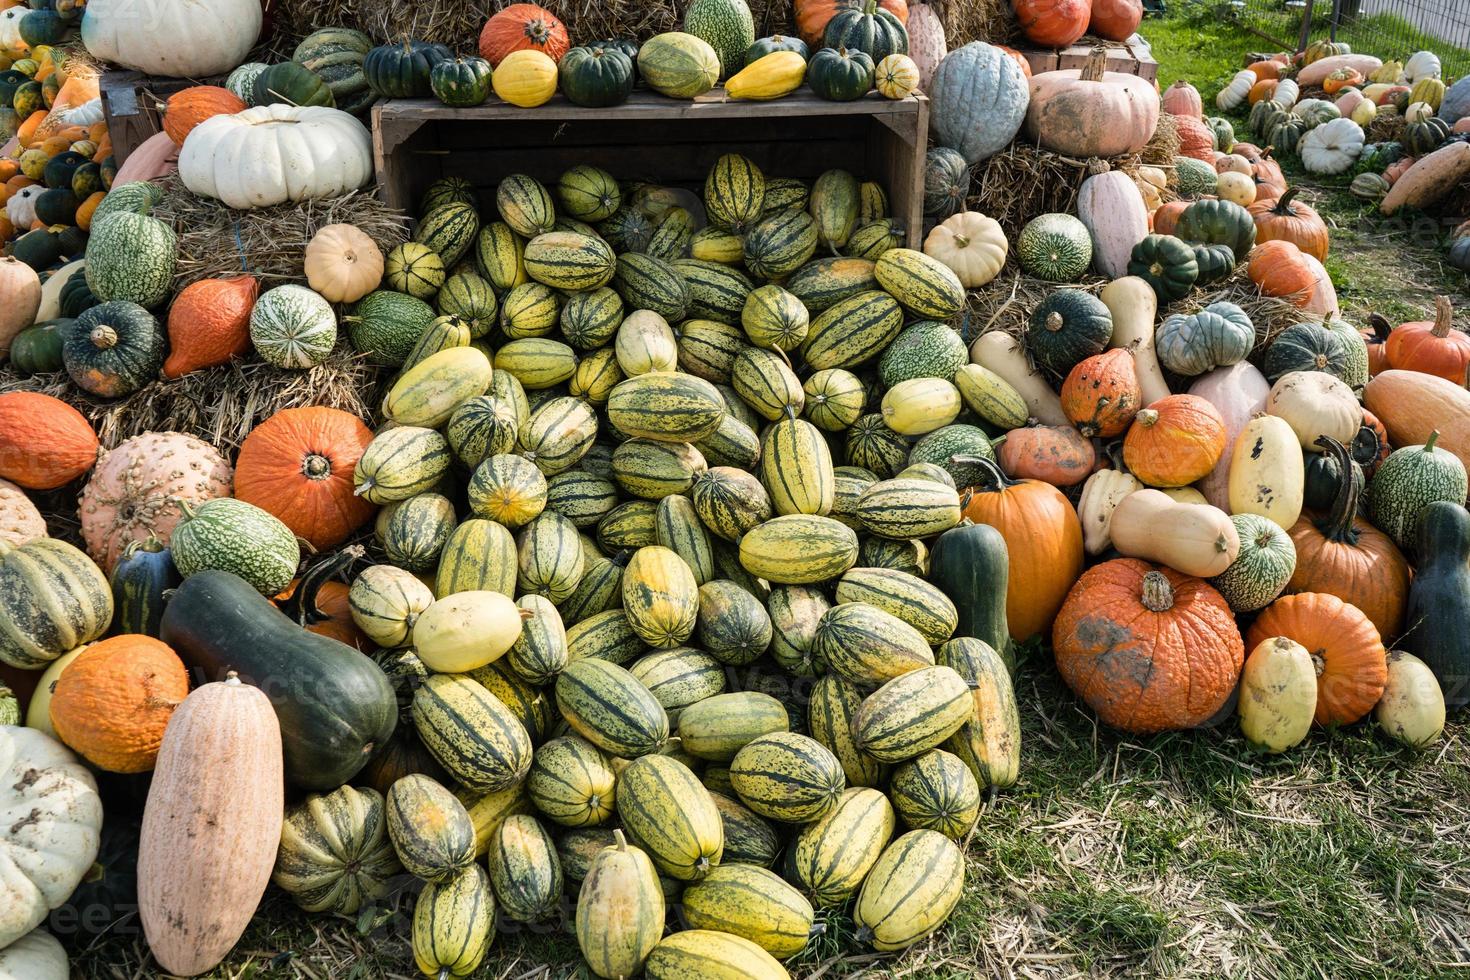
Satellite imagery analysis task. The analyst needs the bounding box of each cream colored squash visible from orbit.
[616,310,678,376]
[1134,166,1167,212]
[178,104,373,210]
[880,378,962,436]
[1110,490,1240,577]
[1266,371,1360,452]
[1215,171,1256,206]
[1404,100,1434,123]
[1299,117,1364,175]
[923,212,1007,288]
[1350,98,1377,126]
[1238,636,1315,753]
[1273,77,1300,109]
[1227,414,1303,529]
[1159,486,1209,505]
[305,224,384,304]
[1101,276,1171,404]
[1399,50,1441,85]
[970,331,1067,426]
[1077,468,1143,556]
[82,0,262,77]
[0,257,41,357]
[23,645,89,738]
[1217,70,1256,110]
[0,727,102,948]
[1190,361,1272,511]
[1077,169,1148,278]
[1216,154,1253,175]
[1375,651,1445,748]
[413,591,529,673]
[0,927,68,980]
[31,259,82,325]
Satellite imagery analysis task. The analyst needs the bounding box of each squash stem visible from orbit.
[1140,571,1175,612]
[278,545,364,626]
[1425,430,1441,454]
[1432,295,1454,338]
[1313,436,1362,545]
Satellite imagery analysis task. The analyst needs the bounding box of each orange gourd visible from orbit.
[1248,187,1329,261]
[1246,59,1281,81]
[1322,67,1363,94]
[478,3,570,67]
[1246,592,1387,725]
[273,548,369,651]
[0,392,99,490]
[795,0,909,47]
[1248,78,1278,104]
[233,406,377,551]
[997,424,1096,487]
[1122,395,1226,488]
[1152,200,1188,236]
[1053,559,1244,733]
[1174,114,1215,161]
[996,45,1032,80]
[1383,296,1470,385]
[1287,436,1409,639]
[1060,348,1141,438]
[48,634,190,773]
[1248,240,1317,302]
[16,110,46,148]
[162,85,245,145]
[960,455,1084,643]
[162,275,259,379]
[1014,0,1090,47]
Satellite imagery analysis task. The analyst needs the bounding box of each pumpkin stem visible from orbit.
[1432,295,1454,338]
[1134,408,1159,428]
[1272,185,1302,214]
[90,324,118,350]
[1366,313,1392,342]
[302,453,332,481]
[1425,430,1441,453]
[1044,311,1065,333]
[951,455,1017,493]
[1313,435,1362,545]
[277,545,364,627]
[1080,48,1109,83]
[1140,571,1175,612]
[1310,651,1326,679]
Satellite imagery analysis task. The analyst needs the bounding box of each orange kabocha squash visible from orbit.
[960,456,1084,642]
[233,406,377,551]
[1061,348,1142,438]
[1053,559,1244,733]
[478,3,570,67]
[1122,395,1227,488]
[0,392,99,490]
[1249,187,1329,261]
[1173,114,1216,161]
[1383,295,1470,385]
[48,634,190,773]
[1248,78,1278,105]
[274,548,369,651]
[997,424,1096,487]
[162,275,258,379]
[1286,437,1409,640]
[162,85,245,144]
[1246,592,1387,725]
[1152,200,1188,236]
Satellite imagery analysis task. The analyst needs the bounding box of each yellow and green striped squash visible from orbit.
[496,174,556,238]
[349,564,435,648]
[467,453,548,530]
[386,774,476,884]
[519,396,599,475]
[645,929,790,980]
[562,286,625,350]
[456,782,532,858]
[384,347,493,429]
[606,370,727,444]
[737,514,857,585]
[612,439,709,500]
[760,417,834,517]
[524,231,617,292]
[569,346,624,406]
[880,377,964,437]
[615,754,724,880]
[954,363,1031,430]
[676,317,746,384]
[504,594,567,685]
[729,731,845,824]
[622,545,700,648]
[732,346,804,422]
[527,735,616,827]
[474,220,529,292]
[411,673,533,793]
[807,673,887,788]
[694,579,771,666]
[273,785,400,916]
[852,665,974,763]
[467,658,557,744]
[767,584,831,677]
[741,283,809,351]
[486,814,562,922]
[709,791,780,867]
[398,314,471,372]
[515,511,584,603]
[705,152,766,233]
[836,566,958,645]
[556,657,669,756]
[691,466,773,543]
[436,273,497,339]
[813,601,934,687]
[791,787,895,907]
[384,241,446,299]
[575,830,664,979]
[809,168,861,250]
[446,395,519,469]
[681,864,815,959]
[853,829,965,950]
[889,749,981,840]
[875,246,967,319]
[677,691,789,762]
[939,637,1021,790]
[800,290,904,370]
[412,865,496,979]
[654,495,714,586]
[557,164,621,222]
[353,426,451,505]
[566,608,648,666]
[629,648,726,726]
[435,518,518,599]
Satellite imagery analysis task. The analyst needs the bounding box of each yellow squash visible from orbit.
[726,52,807,101]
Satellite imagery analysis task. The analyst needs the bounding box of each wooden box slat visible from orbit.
[1020,38,1160,83]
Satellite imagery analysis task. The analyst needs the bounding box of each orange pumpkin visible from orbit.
[1322,67,1363,94]
[1253,149,1286,188]
[1246,593,1386,725]
[16,111,46,148]
[1248,239,1317,303]
[1363,314,1391,376]
[1014,0,1090,47]
[1248,187,1329,261]
[1246,59,1281,81]
[795,0,909,47]
[75,190,105,230]
[1360,409,1390,473]
[233,406,377,551]
[1383,296,1470,385]
[1248,78,1279,104]
[1152,200,1188,236]
[1160,79,1203,117]
[162,276,259,379]
[0,159,17,182]
[960,456,1084,643]
[1122,395,1226,488]
[1060,348,1141,438]
[48,635,190,773]
[478,3,570,67]
[996,45,1032,80]
[1087,0,1142,42]
[274,548,369,651]
[997,424,1096,487]
[1252,179,1286,206]
[1174,114,1216,161]
[1053,559,1244,733]
[0,392,99,490]
[162,85,245,145]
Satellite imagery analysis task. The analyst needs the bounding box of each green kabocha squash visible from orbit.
[1025,289,1114,380]
[560,46,635,107]
[8,318,68,374]
[589,38,641,81]
[253,60,335,108]
[71,161,103,198]
[43,151,87,191]
[746,34,808,65]
[63,301,164,398]
[1367,431,1470,554]
[1173,198,1256,260]
[1403,502,1470,709]
[923,147,970,219]
[1263,320,1350,384]
[823,0,910,63]
[807,46,874,102]
[58,266,97,318]
[1128,234,1199,302]
[364,40,453,98]
[1017,213,1092,282]
[429,57,492,107]
[160,569,399,790]
[109,536,180,638]
[293,27,375,114]
[1155,301,1255,376]
[1191,242,1236,285]
[1301,423,1380,512]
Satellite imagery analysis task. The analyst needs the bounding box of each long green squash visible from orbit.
[927,521,1014,672]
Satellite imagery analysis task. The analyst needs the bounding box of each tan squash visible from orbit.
[1024,50,1161,158]
[1377,145,1470,214]
[1077,467,1144,556]
[970,330,1067,426]
[1109,490,1240,577]
[1374,650,1445,748]
[1238,636,1315,753]
[1101,276,1170,404]
[1365,370,1470,475]
[1266,371,1360,452]
[0,255,41,356]
[0,476,46,546]
[1227,414,1304,530]
[138,676,284,977]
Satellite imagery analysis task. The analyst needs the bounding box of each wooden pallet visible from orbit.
[1020,38,1160,82]
[98,70,200,164]
[372,90,929,248]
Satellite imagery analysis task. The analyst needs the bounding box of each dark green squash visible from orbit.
[58,266,97,317]
[923,147,970,219]
[160,569,399,790]
[34,187,79,226]
[99,156,118,189]
[597,206,656,253]
[928,519,1014,673]
[58,816,139,938]
[1128,234,1199,302]
[108,536,180,638]
[18,9,66,46]
[10,227,64,271]
[559,46,635,108]
[1025,288,1114,379]
[1403,501,1470,709]
[0,70,26,108]
[43,150,87,191]
[745,34,809,65]
[11,79,42,118]
[588,38,640,82]
[253,61,336,108]
[1302,422,1379,512]
[429,56,492,107]
[363,40,453,99]
[8,318,69,374]
[822,0,910,62]
[63,301,164,398]
[807,46,874,103]
[70,161,103,198]
[1263,320,1350,384]
[54,225,87,259]
[1173,198,1256,260]
[1191,242,1236,285]
[1403,117,1450,156]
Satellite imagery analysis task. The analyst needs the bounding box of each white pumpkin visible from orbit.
[81,0,262,77]
[178,104,373,210]
[1400,50,1441,85]
[0,7,25,51]
[1299,117,1364,175]
[923,211,1007,288]
[1215,171,1255,206]
[5,185,41,231]
[1216,69,1255,110]
[1266,371,1360,452]
[1076,169,1147,278]
[249,284,338,370]
[32,259,82,325]
[1273,77,1300,109]
[0,726,102,948]
[0,927,68,980]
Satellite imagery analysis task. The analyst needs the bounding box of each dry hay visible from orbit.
[0,349,380,457]
[1365,111,1406,145]
[152,174,410,291]
[1143,112,1182,167]
[931,0,1021,46]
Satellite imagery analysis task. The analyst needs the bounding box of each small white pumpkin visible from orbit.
[249,284,338,370]
[0,7,26,50]
[923,211,1007,289]
[1266,371,1360,451]
[1299,117,1364,175]
[82,0,263,77]
[5,185,42,231]
[304,224,384,304]
[1215,171,1256,206]
[0,927,68,980]
[1400,50,1442,85]
[1216,69,1256,110]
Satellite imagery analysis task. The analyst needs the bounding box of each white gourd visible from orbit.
[1273,78,1300,109]
[1076,170,1148,279]
[82,0,263,77]
[0,928,68,980]
[1216,70,1255,110]
[1300,118,1364,175]
[1401,50,1441,85]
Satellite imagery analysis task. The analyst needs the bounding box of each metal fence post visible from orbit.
[1298,0,1316,52]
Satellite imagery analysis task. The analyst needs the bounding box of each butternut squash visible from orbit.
[1110,490,1240,577]
[1227,414,1304,530]
[138,676,284,977]
[1238,636,1315,753]
[1296,53,1382,88]
[1266,371,1360,452]
[1100,277,1170,404]
[1380,142,1470,215]
[1365,370,1470,475]
[1159,486,1209,505]
[1077,467,1143,556]
[1374,650,1445,748]
[1189,362,1272,511]
[970,331,1067,425]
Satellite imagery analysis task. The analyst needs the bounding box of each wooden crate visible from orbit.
[99,70,196,164]
[1021,38,1160,82]
[372,90,929,248]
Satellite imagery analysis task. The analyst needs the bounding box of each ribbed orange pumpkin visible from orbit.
[1384,296,1470,385]
[997,424,1096,487]
[795,0,909,47]
[162,276,259,379]
[48,634,190,773]
[960,456,1084,643]
[233,407,376,551]
[1053,559,1244,733]
[1061,348,1141,438]
[1246,592,1387,725]
[0,392,99,490]
[162,86,246,145]
[1248,240,1317,303]
[273,549,369,650]
[1122,395,1226,488]
[1248,187,1329,261]
[1174,114,1216,161]
[478,3,570,67]
[1152,200,1188,236]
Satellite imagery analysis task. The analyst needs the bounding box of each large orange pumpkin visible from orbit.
[795,0,909,48]
[1248,239,1318,303]
[162,275,258,379]
[1053,559,1244,733]
[478,3,570,67]
[274,547,368,650]
[1286,437,1409,639]
[1246,592,1387,726]
[0,392,99,490]
[960,456,1084,643]
[1383,295,1470,385]
[1088,0,1143,42]
[162,86,245,145]
[1248,187,1329,261]
[48,634,190,773]
[1014,0,1090,47]
[1060,348,1141,438]
[233,406,376,551]
[1122,395,1226,488]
